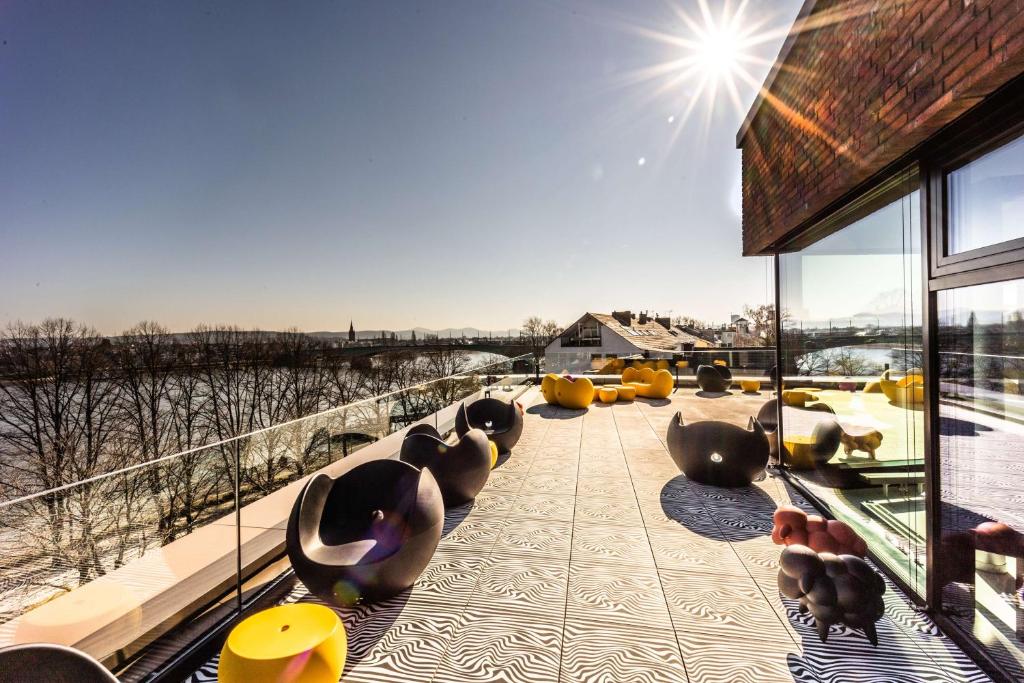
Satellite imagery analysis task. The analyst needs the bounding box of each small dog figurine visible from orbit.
[840,430,883,459]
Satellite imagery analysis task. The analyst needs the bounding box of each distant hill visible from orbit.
[308,327,522,341]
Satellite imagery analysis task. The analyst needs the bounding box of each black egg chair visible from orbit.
[286,459,444,605]
[0,644,118,683]
[455,398,523,453]
[666,412,769,487]
[777,543,886,645]
[756,399,782,461]
[400,425,491,506]
[695,364,732,393]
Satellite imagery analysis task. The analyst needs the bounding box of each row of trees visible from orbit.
[0,318,492,617]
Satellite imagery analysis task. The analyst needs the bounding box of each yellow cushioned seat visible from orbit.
[489,440,499,468]
[611,384,636,400]
[621,367,673,399]
[219,604,346,683]
[554,376,595,409]
[541,373,559,404]
[598,387,618,403]
[740,379,761,393]
[782,390,817,407]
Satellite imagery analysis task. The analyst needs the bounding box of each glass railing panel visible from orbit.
[0,440,242,668]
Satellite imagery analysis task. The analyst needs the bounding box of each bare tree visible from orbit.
[522,316,561,358]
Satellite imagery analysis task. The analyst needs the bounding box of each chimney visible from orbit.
[611,310,632,326]
[638,311,648,325]
[655,316,671,329]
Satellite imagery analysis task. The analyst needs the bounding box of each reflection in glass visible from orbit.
[938,280,1024,679]
[947,132,1024,254]
[779,186,926,595]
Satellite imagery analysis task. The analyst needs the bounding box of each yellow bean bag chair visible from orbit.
[621,367,673,399]
[782,390,817,407]
[598,387,618,404]
[863,380,882,393]
[879,369,924,407]
[541,373,559,404]
[655,359,669,371]
[676,360,689,369]
[554,376,595,409]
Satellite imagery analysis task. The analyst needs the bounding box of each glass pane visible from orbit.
[779,187,926,595]
[947,132,1024,254]
[937,280,1024,678]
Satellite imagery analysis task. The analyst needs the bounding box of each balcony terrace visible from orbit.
[170,385,987,683]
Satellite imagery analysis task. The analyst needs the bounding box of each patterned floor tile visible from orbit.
[483,470,526,494]
[432,604,563,683]
[506,492,576,522]
[573,496,644,527]
[575,475,637,501]
[527,458,579,475]
[647,529,750,576]
[560,615,686,683]
[571,524,655,567]
[566,560,672,625]
[472,554,569,607]
[491,519,573,559]
[520,473,577,495]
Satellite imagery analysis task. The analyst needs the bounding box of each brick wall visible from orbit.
[739,0,1024,255]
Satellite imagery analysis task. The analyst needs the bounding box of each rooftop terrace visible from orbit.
[183,386,989,683]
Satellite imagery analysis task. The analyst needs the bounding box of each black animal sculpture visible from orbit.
[400,424,492,506]
[695,364,732,393]
[455,398,524,453]
[0,644,118,683]
[666,412,769,487]
[777,544,886,645]
[286,459,444,605]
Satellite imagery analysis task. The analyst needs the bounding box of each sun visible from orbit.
[694,23,744,78]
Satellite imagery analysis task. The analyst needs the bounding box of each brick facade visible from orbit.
[738,0,1024,255]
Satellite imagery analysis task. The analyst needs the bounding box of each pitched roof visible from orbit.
[588,313,712,352]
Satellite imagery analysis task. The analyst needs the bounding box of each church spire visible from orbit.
[348,320,355,342]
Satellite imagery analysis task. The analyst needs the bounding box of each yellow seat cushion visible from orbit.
[598,387,618,403]
[219,604,346,683]
[489,440,499,468]
[740,379,761,393]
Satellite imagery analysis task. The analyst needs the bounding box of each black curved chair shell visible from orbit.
[666,413,769,487]
[286,459,444,605]
[400,426,491,507]
[695,365,732,393]
[455,398,523,453]
[0,644,118,683]
[756,400,781,461]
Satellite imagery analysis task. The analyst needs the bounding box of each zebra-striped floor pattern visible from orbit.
[186,388,992,682]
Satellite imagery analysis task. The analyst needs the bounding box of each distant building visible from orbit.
[544,310,711,373]
[348,321,356,343]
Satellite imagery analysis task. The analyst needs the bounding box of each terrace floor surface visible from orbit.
[187,387,991,683]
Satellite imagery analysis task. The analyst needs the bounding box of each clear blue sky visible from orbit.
[0,1,802,335]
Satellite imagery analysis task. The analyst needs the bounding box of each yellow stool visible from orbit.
[783,436,818,470]
[489,440,499,468]
[598,387,618,403]
[611,384,637,401]
[740,379,761,393]
[219,604,346,683]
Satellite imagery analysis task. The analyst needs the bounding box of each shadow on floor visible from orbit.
[659,475,777,540]
[939,415,992,436]
[636,397,671,407]
[441,502,473,537]
[526,404,588,419]
[696,390,734,399]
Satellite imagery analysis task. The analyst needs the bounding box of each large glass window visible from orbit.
[779,187,926,594]
[947,132,1024,255]
[938,280,1024,679]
